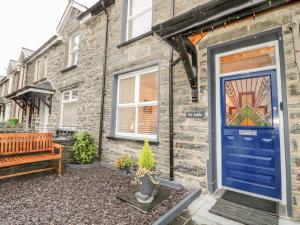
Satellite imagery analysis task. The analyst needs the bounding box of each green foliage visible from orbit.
[71,132,98,164]
[6,118,18,127]
[115,154,135,170]
[138,139,155,170]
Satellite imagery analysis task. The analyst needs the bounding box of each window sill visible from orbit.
[106,135,159,145]
[33,78,47,84]
[61,65,77,73]
[117,31,154,48]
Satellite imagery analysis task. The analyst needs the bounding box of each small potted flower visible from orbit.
[134,139,159,203]
[115,154,135,175]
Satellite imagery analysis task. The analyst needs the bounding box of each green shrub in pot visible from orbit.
[133,139,159,203]
[71,132,98,164]
[6,118,18,128]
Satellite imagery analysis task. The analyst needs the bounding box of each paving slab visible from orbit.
[170,194,300,225]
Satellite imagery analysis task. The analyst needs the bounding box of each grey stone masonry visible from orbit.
[3,0,300,223]
[25,6,106,138]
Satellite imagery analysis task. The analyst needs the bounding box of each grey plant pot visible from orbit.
[140,175,154,196]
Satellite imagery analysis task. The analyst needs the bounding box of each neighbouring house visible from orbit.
[0,76,8,122]
[5,0,110,137]
[2,60,20,122]
[1,0,300,222]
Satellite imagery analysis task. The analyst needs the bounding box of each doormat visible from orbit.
[209,191,279,225]
[117,188,171,213]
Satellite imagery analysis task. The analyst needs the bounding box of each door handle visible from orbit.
[280,102,284,111]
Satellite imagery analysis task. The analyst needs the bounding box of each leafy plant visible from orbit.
[133,139,158,185]
[6,118,18,128]
[138,139,155,170]
[115,154,135,170]
[71,132,98,164]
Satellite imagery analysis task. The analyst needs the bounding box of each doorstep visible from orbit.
[170,194,300,225]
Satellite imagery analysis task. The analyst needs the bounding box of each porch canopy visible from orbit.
[5,80,55,117]
[152,0,293,101]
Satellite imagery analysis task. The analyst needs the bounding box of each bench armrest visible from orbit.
[53,143,63,155]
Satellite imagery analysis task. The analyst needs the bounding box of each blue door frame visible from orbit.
[221,69,282,200]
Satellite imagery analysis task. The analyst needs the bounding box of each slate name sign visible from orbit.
[186,111,203,118]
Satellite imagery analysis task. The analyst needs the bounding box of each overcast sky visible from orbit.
[0,0,98,76]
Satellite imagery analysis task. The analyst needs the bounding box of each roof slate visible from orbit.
[22,48,34,58]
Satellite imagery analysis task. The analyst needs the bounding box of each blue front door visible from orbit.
[221,69,281,199]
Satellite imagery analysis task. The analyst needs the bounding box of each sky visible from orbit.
[0,0,98,76]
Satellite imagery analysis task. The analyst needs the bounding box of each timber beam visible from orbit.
[176,36,198,102]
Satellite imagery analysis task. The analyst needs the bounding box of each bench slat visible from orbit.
[0,153,61,168]
[0,133,63,179]
[0,133,54,155]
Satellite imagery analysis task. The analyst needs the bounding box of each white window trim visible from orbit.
[8,75,13,94]
[115,66,158,140]
[44,57,48,78]
[60,89,79,129]
[68,33,79,67]
[126,0,152,40]
[34,57,47,82]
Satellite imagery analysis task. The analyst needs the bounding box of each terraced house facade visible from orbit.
[1,0,300,222]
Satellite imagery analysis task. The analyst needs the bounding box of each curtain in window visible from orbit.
[61,102,78,128]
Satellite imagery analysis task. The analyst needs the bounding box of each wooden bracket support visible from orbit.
[176,37,198,102]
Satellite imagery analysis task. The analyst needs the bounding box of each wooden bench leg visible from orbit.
[58,158,62,176]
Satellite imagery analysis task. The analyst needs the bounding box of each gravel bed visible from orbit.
[0,167,188,225]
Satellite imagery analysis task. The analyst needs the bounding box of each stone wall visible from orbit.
[25,7,105,139]
[101,0,211,188]
[101,0,170,179]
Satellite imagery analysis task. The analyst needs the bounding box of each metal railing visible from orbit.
[0,124,96,140]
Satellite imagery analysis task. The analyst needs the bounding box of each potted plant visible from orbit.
[71,132,98,164]
[134,139,158,203]
[6,118,18,127]
[115,154,135,174]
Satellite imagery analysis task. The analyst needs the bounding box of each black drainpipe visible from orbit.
[98,1,109,159]
[169,0,176,181]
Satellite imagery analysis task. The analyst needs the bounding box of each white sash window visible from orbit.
[60,89,78,129]
[126,0,152,40]
[116,66,158,139]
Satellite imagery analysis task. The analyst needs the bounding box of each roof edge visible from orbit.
[23,35,61,63]
[78,0,115,20]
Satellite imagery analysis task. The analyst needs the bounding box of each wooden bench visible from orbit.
[0,133,63,180]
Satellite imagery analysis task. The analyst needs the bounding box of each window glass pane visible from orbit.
[117,107,136,133]
[35,61,40,82]
[61,102,78,127]
[129,0,152,16]
[128,10,152,39]
[225,75,272,126]
[140,72,157,102]
[70,52,78,66]
[138,106,157,135]
[119,77,135,104]
[71,34,79,51]
[220,46,276,74]
[39,59,45,80]
[63,91,70,101]
[72,90,78,100]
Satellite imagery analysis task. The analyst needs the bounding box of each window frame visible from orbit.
[68,32,80,67]
[34,57,47,82]
[60,88,79,129]
[115,66,158,140]
[125,0,153,41]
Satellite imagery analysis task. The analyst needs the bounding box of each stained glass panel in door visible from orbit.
[225,75,272,126]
